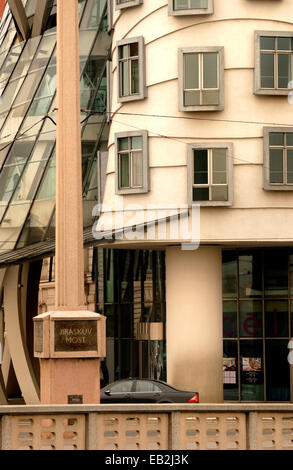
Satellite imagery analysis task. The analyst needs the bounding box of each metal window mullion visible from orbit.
[208,148,212,200]
[236,251,241,401]
[199,53,203,105]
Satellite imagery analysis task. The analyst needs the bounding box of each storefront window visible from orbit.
[97,248,166,384]
[222,249,292,402]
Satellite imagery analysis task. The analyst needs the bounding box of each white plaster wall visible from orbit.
[104,0,293,245]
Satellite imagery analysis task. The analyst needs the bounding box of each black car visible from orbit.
[100,378,199,404]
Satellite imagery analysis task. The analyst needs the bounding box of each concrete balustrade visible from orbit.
[1,403,293,450]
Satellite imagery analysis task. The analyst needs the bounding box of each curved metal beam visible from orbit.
[7,0,30,41]
[0,269,7,404]
[3,265,40,404]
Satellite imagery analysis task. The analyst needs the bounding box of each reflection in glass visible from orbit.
[239,301,262,337]
[223,340,238,401]
[223,301,237,338]
[222,250,237,298]
[265,301,289,338]
[239,251,262,298]
[264,250,288,296]
[240,340,264,401]
[266,340,290,401]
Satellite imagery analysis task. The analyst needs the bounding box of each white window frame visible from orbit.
[179,46,224,112]
[254,31,293,96]
[187,143,233,206]
[263,127,293,190]
[168,0,213,16]
[117,36,147,103]
[115,130,149,195]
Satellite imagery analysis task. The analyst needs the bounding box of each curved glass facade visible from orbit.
[0,0,111,255]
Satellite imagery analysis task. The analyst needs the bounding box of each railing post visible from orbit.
[86,412,98,450]
[247,411,258,450]
[1,415,12,450]
[169,411,181,450]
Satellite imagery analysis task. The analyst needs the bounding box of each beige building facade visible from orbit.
[100,0,293,402]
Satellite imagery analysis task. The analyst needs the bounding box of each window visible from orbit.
[179,47,224,111]
[263,127,293,190]
[109,381,133,393]
[168,0,213,16]
[115,130,149,194]
[187,143,233,206]
[116,0,143,10]
[117,36,146,102]
[135,380,161,392]
[222,249,293,402]
[255,31,293,95]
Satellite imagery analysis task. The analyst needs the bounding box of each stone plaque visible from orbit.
[54,320,97,352]
[68,395,83,404]
[34,321,43,353]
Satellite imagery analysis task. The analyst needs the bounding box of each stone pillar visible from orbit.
[166,246,223,403]
[35,0,105,404]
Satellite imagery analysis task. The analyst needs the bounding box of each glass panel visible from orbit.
[202,90,219,105]
[120,153,130,188]
[260,36,275,51]
[223,301,237,338]
[130,59,139,94]
[119,304,132,337]
[132,151,143,187]
[260,53,274,88]
[278,54,291,88]
[0,43,23,87]
[174,0,188,10]
[118,137,128,151]
[12,141,54,202]
[269,149,283,184]
[191,0,208,7]
[277,37,292,51]
[266,340,290,401]
[13,69,44,106]
[269,132,284,146]
[192,187,209,201]
[240,340,264,401]
[211,186,228,201]
[184,53,199,89]
[193,149,208,184]
[110,380,132,393]
[265,301,289,338]
[120,61,129,96]
[36,154,56,200]
[136,380,160,392]
[223,340,238,401]
[119,45,128,59]
[130,42,138,57]
[287,133,293,146]
[10,36,40,81]
[30,35,56,71]
[239,301,262,337]
[203,53,218,88]
[239,252,262,298]
[131,136,142,150]
[222,250,237,298]
[184,90,200,106]
[212,148,226,184]
[287,149,293,183]
[264,250,288,297]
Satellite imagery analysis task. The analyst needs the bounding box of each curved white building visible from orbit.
[101,0,293,402]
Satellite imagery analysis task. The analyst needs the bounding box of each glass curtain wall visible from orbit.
[222,248,293,402]
[94,247,166,385]
[0,0,110,255]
